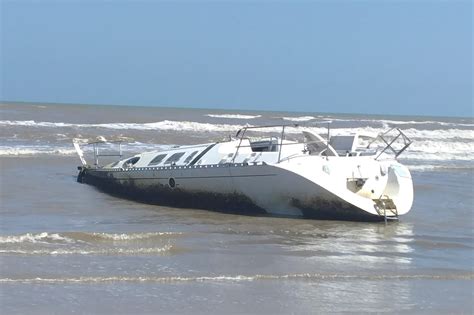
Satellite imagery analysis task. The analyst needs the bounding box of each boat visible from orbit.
[74,124,414,222]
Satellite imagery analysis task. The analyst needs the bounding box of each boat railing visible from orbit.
[368,128,412,160]
[233,122,332,163]
[73,139,124,166]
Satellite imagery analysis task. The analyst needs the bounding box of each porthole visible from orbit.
[169,178,176,188]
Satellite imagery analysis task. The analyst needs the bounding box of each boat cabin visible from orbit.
[95,125,384,170]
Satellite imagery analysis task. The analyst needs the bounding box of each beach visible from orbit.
[0,102,473,314]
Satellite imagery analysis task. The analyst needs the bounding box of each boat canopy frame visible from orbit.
[368,128,412,160]
[232,122,332,163]
[232,124,413,163]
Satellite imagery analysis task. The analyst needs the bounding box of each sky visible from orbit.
[1,0,472,117]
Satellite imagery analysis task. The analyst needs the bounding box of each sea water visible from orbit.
[0,102,472,314]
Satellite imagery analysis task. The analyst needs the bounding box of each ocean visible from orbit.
[0,102,472,314]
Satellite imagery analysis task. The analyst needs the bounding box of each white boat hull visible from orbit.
[79,159,411,221]
[76,126,414,222]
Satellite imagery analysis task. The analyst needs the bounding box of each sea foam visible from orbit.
[1,119,473,140]
[0,245,173,255]
[206,114,262,119]
[281,116,316,122]
[0,232,75,244]
[0,146,77,156]
[1,273,471,283]
[1,119,472,167]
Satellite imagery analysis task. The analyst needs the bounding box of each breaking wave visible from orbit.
[0,232,181,244]
[318,117,474,128]
[1,120,472,168]
[0,232,178,256]
[281,116,316,122]
[1,120,473,140]
[205,114,261,119]
[0,143,168,156]
[401,140,473,161]
[88,232,181,241]
[0,232,75,244]
[405,164,474,172]
[0,245,173,256]
[1,272,471,283]
[379,119,474,128]
[0,119,240,132]
[0,145,77,156]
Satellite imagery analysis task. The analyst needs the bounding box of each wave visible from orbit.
[206,114,261,119]
[0,143,170,156]
[1,120,473,140]
[0,119,240,132]
[0,145,77,156]
[402,152,473,162]
[406,164,474,172]
[1,120,472,164]
[380,119,474,128]
[86,232,181,241]
[320,117,474,128]
[401,140,474,161]
[0,142,471,165]
[281,116,316,122]
[1,273,471,283]
[0,245,173,256]
[0,232,75,244]
[0,232,181,244]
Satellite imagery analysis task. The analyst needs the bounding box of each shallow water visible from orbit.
[0,103,473,313]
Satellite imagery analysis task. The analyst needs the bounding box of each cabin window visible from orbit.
[148,154,167,166]
[123,156,140,168]
[250,139,278,152]
[183,151,199,164]
[164,152,185,165]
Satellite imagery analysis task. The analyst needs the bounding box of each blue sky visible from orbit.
[1,0,472,117]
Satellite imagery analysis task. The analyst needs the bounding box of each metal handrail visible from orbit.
[234,139,327,148]
[233,122,332,163]
[234,123,300,137]
[82,140,124,166]
[371,128,412,160]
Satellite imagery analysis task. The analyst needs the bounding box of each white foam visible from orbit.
[0,143,168,157]
[0,232,75,244]
[0,120,72,127]
[406,165,449,172]
[2,119,473,139]
[281,116,316,122]
[404,140,474,161]
[402,152,473,161]
[90,232,181,241]
[2,119,473,140]
[0,119,243,133]
[0,244,173,255]
[322,117,474,127]
[0,145,76,156]
[317,126,474,141]
[380,119,474,127]
[1,120,472,163]
[206,114,261,119]
[1,273,471,283]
